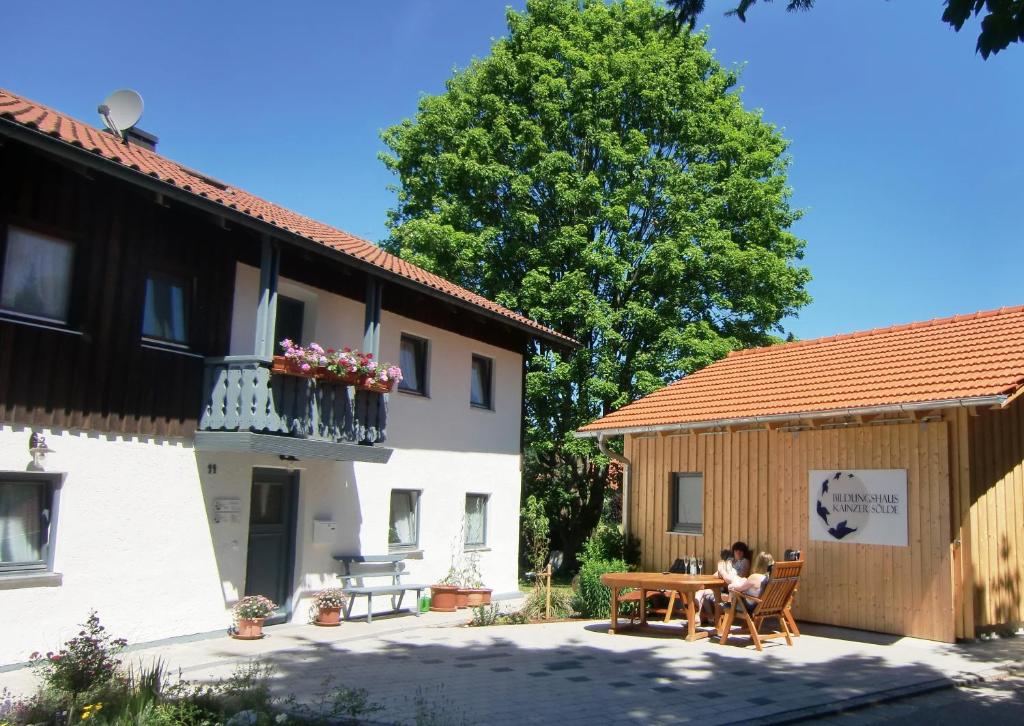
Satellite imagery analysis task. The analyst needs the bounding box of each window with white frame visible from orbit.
[142,273,190,345]
[465,494,488,548]
[0,475,56,573]
[670,473,704,535]
[470,355,493,409]
[388,489,420,551]
[0,226,74,324]
[398,334,428,395]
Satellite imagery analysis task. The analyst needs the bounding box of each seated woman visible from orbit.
[726,551,775,612]
[693,541,752,625]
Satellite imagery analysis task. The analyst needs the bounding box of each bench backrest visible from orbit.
[753,560,803,618]
[336,556,407,588]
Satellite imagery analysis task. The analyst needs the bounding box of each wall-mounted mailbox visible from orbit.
[312,520,337,544]
[213,497,242,524]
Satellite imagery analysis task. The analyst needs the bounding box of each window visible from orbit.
[1,227,74,324]
[274,295,305,346]
[670,473,704,535]
[388,489,420,551]
[398,335,428,395]
[470,355,493,409]
[0,476,55,573]
[465,494,488,548]
[142,273,189,345]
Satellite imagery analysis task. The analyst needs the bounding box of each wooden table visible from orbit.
[600,572,726,641]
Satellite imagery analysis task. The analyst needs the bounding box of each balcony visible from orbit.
[195,356,391,463]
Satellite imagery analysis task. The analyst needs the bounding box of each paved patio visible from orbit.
[2,610,1021,725]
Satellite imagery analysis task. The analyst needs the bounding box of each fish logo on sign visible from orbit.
[815,471,869,541]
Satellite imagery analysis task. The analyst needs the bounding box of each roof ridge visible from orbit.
[730,305,1024,358]
[0,86,575,345]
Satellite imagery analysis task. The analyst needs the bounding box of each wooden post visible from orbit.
[254,236,280,358]
[363,276,382,359]
[545,563,552,620]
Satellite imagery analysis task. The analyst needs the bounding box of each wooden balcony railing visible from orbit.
[199,356,387,444]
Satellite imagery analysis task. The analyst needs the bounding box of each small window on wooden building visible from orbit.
[0,227,74,324]
[0,475,56,573]
[274,295,305,347]
[670,473,703,535]
[470,355,493,409]
[142,273,190,345]
[398,335,428,395]
[388,489,420,551]
[465,494,488,548]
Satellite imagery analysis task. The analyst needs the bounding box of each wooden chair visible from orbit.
[718,560,803,651]
[621,559,692,624]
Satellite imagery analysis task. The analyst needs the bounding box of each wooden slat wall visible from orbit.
[626,420,956,642]
[0,142,239,437]
[965,398,1024,631]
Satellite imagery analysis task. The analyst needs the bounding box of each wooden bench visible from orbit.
[334,554,428,623]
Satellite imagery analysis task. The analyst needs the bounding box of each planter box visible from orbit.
[272,356,395,393]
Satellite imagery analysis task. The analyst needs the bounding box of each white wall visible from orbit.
[0,426,227,665]
[227,261,524,611]
[0,265,525,664]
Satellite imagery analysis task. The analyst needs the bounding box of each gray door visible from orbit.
[245,468,298,621]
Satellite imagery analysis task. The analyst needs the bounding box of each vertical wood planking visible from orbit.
[628,420,959,641]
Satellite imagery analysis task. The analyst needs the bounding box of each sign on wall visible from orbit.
[808,469,908,546]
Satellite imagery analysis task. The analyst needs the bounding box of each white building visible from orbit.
[0,87,572,665]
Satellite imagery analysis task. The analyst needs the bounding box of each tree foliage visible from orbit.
[666,0,1024,59]
[381,0,810,567]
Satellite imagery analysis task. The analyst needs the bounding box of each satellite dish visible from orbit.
[97,89,143,140]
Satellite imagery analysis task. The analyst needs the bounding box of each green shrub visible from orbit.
[573,558,627,618]
[29,611,127,698]
[578,522,641,569]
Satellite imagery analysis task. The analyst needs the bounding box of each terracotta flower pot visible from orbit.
[316,607,342,625]
[430,585,460,612]
[464,588,493,607]
[235,617,265,639]
[456,589,471,609]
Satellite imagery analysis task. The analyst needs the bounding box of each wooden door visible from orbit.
[245,468,298,621]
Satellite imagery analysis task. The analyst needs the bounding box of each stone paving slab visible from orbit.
[2,613,1021,725]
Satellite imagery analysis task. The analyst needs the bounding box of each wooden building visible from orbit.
[579,308,1024,642]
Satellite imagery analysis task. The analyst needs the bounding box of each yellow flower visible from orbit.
[81,702,103,720]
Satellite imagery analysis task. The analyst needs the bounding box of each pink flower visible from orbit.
[300,363,311,372]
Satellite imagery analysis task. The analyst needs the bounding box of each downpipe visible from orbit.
[597,433,632,541]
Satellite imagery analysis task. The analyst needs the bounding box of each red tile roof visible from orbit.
[579,305,1024,434]
[0,88,574,347]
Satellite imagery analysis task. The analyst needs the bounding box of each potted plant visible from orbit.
[231,595,277,639]
[461,552,493,606]
[430,568,462,612]
[312,588,348,626]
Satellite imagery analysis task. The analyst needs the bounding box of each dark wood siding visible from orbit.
[0,141,239,437]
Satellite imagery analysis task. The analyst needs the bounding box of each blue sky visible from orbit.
[2,1,1020,340]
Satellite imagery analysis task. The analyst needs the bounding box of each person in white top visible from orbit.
[727,551,775,606]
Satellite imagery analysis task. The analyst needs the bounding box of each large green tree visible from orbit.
[381,0,810,568]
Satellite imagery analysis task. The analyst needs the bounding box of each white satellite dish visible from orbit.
[97,89,144,140]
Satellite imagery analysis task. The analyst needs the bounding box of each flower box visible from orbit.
[271,356,397,392]
[272,339,402,393]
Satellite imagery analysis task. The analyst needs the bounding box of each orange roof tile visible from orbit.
[0,88,575,347]
[579,306,1024,434]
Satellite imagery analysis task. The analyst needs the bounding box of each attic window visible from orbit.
[177,165,230,192]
